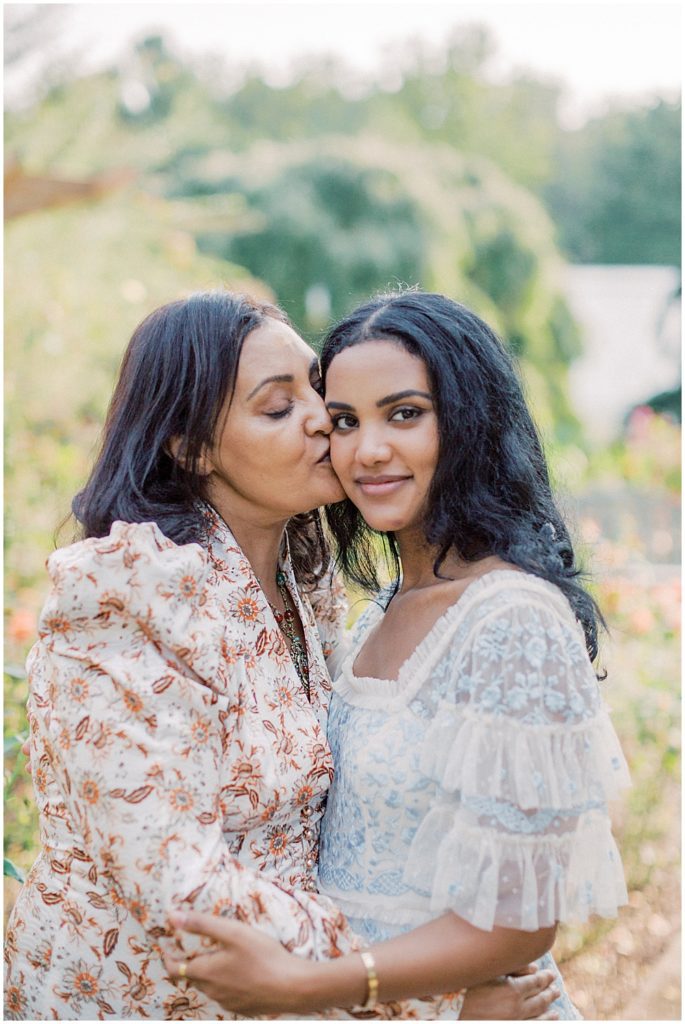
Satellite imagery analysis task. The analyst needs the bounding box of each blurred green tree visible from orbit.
[174,136,581,442]
[6,25,678,270]
[194,156,426,333]
[5,25,677,448]
[544,100,681,265]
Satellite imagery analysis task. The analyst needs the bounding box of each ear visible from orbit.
[166,436,212,476]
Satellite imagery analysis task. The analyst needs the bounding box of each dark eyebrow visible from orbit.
[246,374,294,401]
[326,390,432,411]
[377,390,432,407]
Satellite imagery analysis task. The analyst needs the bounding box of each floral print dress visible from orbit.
[4,509,461,1021]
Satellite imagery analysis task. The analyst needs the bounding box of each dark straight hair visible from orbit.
[320,289,604,661]
[72,290,328,583]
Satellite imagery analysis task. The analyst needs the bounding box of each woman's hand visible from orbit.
[461,966,560,1020]
[166,911,562,1019]
[164,911,316,1015]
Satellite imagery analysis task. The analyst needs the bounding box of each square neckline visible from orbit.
[349,568,525,685]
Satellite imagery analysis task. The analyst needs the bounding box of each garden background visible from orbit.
[4,3,681,1019]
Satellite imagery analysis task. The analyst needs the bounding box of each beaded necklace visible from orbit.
[269,570,311,702]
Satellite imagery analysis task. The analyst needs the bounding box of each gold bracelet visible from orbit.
[359,949,379,1011]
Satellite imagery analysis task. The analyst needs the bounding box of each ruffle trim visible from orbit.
[404,807,628,932]
[333,591,466,705]
[420,702,631,810]
[332,571,579,708]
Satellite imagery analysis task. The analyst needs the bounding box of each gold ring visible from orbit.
[177,961,188,979]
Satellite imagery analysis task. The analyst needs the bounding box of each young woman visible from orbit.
[5,290,558,1020]
[165,291,630,1019]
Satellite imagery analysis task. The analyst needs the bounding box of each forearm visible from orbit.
[292,912,556,1014]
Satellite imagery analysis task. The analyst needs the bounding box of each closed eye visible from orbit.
[265,403,294,419]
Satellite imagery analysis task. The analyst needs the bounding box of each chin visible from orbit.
[360,511,409,533]
[322,481,347,505]
[295,482,346,513]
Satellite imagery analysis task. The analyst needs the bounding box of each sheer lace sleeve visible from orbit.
[404,580,630,931]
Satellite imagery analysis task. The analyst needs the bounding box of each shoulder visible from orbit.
[437,571,599,723]
[471,567,573,610]
[47,520,207,577]
[456,569,582,642]
[40,521,211,637]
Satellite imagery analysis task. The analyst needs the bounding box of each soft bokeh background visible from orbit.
[4,3,681,1019]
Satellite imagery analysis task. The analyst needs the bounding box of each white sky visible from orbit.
[5,0,682,126]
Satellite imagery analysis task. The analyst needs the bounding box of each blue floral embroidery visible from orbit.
[544,688,567,713]
[524,634,549,667]
[319,576,620,1021]
[462,795,606,834]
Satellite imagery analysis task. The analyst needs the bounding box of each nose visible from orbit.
[355,426,392,466]
[304,389,333,436]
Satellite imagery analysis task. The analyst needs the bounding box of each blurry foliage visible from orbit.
[6,27,679,266]
[585,407,681,495]
[167,135,582,441]
[544,100,681,265]
[5,31,589,442]
[4,188,270,606]
[557,484,680,942]
[193,156,427,335]
[4,674,31,890]
[645,384,681,423]
[360,31,563,193]
[547,410,681,993]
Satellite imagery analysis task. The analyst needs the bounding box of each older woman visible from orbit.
[5,291,558,1021]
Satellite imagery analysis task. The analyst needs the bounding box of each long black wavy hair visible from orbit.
[320,289,604,661]
[72,290,328,585]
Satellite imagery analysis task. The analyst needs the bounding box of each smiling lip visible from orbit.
[355,475,411,496]
[315,449,332,465]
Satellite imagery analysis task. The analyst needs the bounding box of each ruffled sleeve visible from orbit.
[403,583,630,932]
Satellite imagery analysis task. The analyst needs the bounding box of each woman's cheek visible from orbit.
[329,435,350,482]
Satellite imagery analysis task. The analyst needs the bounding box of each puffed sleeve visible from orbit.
[27,521,364,965]
[403,585,631,932]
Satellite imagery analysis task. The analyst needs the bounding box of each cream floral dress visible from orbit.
[4,508,461,1020]
[318,570,631,1020]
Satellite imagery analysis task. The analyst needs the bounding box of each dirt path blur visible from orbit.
[622,932,681,1020]
[559,808,680,1020]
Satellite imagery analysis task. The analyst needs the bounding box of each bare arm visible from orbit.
[165,909,557,1016]
[300,912,557,1010]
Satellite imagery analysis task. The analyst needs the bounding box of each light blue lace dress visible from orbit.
[318,571,630,1020]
